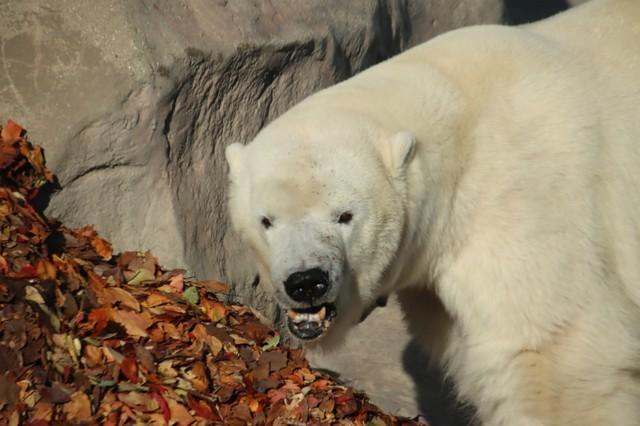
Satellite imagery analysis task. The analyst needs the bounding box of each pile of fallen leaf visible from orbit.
[0,120,425,425]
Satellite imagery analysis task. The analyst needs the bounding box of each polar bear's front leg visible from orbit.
[454,347,555,426]
[397,287,556,425]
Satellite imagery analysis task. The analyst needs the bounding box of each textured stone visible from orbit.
[0,0,503,319]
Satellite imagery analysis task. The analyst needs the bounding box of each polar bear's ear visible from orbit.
[225,143,245,178]
[381,131,416,176]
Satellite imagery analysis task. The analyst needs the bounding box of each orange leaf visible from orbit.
[201,298,227,322]
[248,397,260,413]
[113,309,153,337]
[62,391,92,422]
[188,362,209,392]
[1,119,24,141]
[91,237,113,260]
[0,255,9,274]
[144,292,170,307]
[88,307,114,335]
[168,398,195,426]
[36,259,57,280]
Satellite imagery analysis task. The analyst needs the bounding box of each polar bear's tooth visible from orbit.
[318,306,326,320]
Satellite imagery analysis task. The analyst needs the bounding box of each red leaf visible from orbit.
[13,264,38,278]
[335,393,354,405]
[187,395,221,421]
[151,392,170,423]
[121,356,138,384]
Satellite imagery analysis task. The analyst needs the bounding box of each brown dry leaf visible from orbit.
[157,321,181,340]
[83,345,103,368]
[118,391,159,412]
[187,396,221,421]
[87,307,114,335]
[113,309,153,337]
[0,143,18,169]
[62,391,92,422]
[201,297,227,322]
[91,236,113,260]
[168,272,184,292]
[31,400,54,421]
[191,323,223,356]
[134,345,155,374]
[186,362,209,392]
[168,398,195,426]
[0,374,18,411]
[74,226,112,260]
[106,287,140,312]
[198,279,229,294]
[0,123,425,426]
[144,292,170,307]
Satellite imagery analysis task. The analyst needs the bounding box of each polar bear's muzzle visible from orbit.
[282,267,338,339]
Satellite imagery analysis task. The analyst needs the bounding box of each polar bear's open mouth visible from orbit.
[286,303,337,340]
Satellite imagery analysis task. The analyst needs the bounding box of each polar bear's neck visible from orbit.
[368,66,474,292]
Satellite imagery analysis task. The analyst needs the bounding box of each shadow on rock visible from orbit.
[502,0,570,25]
[402,338,476,426]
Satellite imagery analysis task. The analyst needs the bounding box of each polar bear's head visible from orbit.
[225,107,416,347]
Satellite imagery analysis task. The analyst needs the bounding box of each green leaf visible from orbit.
[183,287,199,305]
[83,337,101,346]
[261,334,280,351]
[127,269,156,285]
[96,380,117,388]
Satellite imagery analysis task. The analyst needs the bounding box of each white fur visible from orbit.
[226,1,640,424]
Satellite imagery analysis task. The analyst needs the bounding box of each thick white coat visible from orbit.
[226,1,640,424]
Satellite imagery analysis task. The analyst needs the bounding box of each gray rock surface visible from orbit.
[0,0,508,420]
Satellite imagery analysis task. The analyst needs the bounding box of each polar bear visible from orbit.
[225,0,640,424]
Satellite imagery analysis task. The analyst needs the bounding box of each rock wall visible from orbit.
[0,0,503,319]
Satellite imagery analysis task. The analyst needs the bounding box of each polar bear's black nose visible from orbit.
[284,268,330,303]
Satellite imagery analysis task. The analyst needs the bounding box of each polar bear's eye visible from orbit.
[338,211,353,225]
[260,217,273,229]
